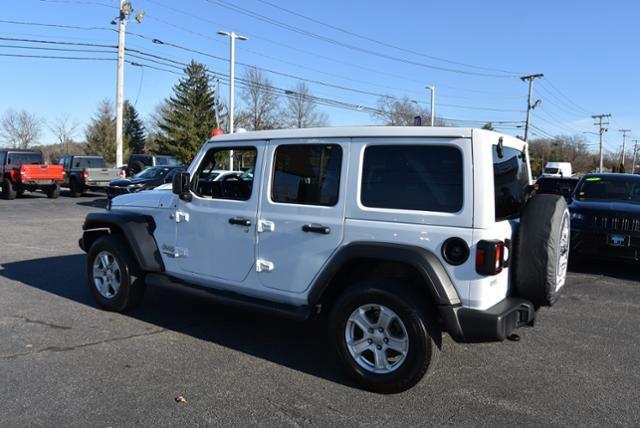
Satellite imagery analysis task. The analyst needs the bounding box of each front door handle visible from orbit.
[229,217,252,227]
[302,224,331,234]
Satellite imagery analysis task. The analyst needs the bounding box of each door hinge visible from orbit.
[256,259,274,272]
[257,219,275,233]
[170,210,190,223]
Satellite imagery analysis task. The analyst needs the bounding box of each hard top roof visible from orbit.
[206,126,518,143]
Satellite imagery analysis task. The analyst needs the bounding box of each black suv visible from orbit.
[126,154,180,177]
[570,173,640,261]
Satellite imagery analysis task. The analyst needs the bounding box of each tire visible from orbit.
[514,194,570,307]
[16,188,25,197]
[328,279,440,394]
[2,178,17,200]
[87,235,146,312]
[69,179,83,198]
[45,185,60,199]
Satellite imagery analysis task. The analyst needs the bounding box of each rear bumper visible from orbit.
[572,229,640,261]
[439,297,535,343]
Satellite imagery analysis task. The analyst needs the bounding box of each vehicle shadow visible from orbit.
[0,254,348,387]
[75,198,108,209]
[569,257,640,282]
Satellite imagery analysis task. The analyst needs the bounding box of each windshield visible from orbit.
[575,176,640,202]
[544,168,559,174]
[134,166,173,179]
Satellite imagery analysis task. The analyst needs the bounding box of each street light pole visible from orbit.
[426,85,435,126]
[217,31,248,134]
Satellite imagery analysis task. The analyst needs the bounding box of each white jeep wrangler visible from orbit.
[80,127,570,393]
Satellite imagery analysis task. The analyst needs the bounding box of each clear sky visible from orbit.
[1,0,638,154]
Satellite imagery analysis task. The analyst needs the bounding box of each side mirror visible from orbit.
[172,172,192,202]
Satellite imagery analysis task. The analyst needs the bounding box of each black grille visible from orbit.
[591,215,640,232]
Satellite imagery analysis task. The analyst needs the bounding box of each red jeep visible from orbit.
[0,150,65,200]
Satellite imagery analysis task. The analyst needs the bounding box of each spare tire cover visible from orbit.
[514,194,570,307]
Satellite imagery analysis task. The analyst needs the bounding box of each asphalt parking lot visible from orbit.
[1,192,639,426]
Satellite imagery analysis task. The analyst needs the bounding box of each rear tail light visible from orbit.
[476,240,505,275]
[83,169,89,179]
[119,169,126,178]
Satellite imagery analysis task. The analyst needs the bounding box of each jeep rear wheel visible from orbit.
[328,279,439,394]
[2,179,17,200]
[69,179,83,197]
[87,235,146,312]
[45,185,60,199]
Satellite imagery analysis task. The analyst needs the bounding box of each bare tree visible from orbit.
[237,68,281,131]
[49,114,80,154]
[372,95,444,126]
[0,109,44,149]
[284,82,329,128]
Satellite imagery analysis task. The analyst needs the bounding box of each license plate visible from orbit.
[607,234,630,247]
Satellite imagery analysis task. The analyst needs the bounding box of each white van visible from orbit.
[543,162,572,177]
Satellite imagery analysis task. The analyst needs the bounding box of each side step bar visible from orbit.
[145,273,311,321]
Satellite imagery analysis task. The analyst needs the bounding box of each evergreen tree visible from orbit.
[157,61,217,163]
[85,100,118,164]
[124,101,146,154]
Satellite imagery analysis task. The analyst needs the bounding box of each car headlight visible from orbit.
[570,212,585,221]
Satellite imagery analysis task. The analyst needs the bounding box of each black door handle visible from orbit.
[302,224,331,234]
[229,217,252,226]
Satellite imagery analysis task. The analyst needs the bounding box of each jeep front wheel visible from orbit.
[328,280,439,394]
[87,235,146,312]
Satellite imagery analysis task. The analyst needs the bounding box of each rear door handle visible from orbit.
[302,224,331,234]
[229,217,252,227]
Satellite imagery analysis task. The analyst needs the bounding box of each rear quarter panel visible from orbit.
[344,137,475,306]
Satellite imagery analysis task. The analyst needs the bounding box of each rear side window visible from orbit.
[75,157,105,168]
[7,152,42,165]
[129,155,152,166]
[494,146,530,221]
[156,157,179,166]
[271,144,342,206]
[361,145,463,212]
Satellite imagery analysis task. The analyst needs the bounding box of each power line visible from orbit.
[254,0,522,76]
[544,79,593,116]
[204,0,518,78]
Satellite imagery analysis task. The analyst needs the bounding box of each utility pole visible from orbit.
[520,73,544,142]
[632,139,639,175]
[619,129,631,167]
[426,85,435,126]
[114,1,143,166]
[592,114,611,173]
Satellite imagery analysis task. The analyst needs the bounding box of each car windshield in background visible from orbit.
[134,166,172,179]
[156,157,179,166]
[575,176,640,202]
[544,168,559,174]
[8,152,42,164]
[537,178,578,197]
[75,157,105,168]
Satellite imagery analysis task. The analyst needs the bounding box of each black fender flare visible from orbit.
[307,242,461,307]
[80,211,164,272]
